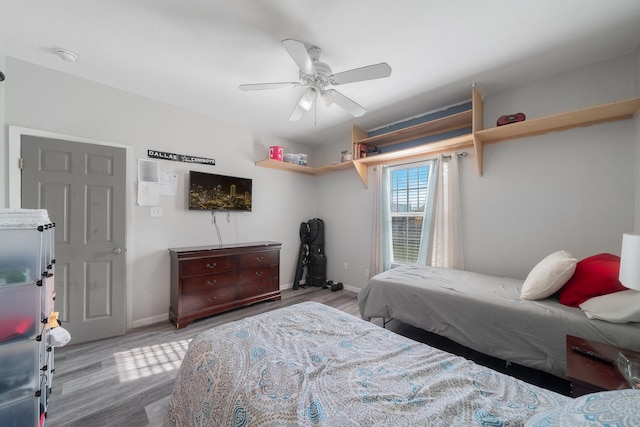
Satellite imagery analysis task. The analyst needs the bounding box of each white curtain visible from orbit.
[430,153,464,269]
[371,153,463,275]
[417,159,438,265]
[369,165,391,276]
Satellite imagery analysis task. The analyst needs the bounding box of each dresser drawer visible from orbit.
[181,255,235,277]
[182,271,236,294]
[239,250,279,269]
[238,265,278,285]
[182,287,236,312]
[237,278,279,300]
[169,242,281,328]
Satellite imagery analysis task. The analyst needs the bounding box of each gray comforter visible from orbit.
[358,265,640,378]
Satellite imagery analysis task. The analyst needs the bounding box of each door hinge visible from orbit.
[18,158,24,169]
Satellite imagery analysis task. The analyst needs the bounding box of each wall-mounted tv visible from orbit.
[188,170,252,211]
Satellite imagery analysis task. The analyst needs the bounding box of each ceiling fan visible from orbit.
[239,39,392,121]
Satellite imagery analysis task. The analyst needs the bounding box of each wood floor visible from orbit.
[45,287,361,427]
[45,286,569,427]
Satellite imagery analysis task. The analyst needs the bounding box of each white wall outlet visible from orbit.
[150,206,163,217]
[364,268,370,278]
[343,263,348,270]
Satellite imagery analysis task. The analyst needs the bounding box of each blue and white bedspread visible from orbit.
[164,302,569,427]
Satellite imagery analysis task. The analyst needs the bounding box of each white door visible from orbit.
[21,135,127,344]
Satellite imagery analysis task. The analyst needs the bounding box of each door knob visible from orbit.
[113,247,123,254]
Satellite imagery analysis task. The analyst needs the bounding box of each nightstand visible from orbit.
[566,335,635,397]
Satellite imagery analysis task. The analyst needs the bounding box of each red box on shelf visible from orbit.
[269,146,283,161]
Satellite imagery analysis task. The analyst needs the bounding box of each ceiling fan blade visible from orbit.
[329,62,392,85]
[289,86,318,121]
[282,39,315,75]
[239,82,301,91]
[325,89,366,117]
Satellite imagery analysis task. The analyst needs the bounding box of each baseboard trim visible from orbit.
[132,312,169,329]
[344,284,359,293]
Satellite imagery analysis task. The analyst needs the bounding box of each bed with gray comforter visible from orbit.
[358,265,640,378]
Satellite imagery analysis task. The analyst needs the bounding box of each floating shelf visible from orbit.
[354,110,472,148]
[352,134,474,187]
[255,159,317,174]
[254,158,353,175]
[256,86,640,188]
[316,161,354,173]
[475,98,640,145]
[350,89,479,186]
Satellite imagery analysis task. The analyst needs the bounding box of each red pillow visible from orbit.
[559,253,627,307]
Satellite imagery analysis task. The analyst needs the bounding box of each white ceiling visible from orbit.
[1,1,640,146]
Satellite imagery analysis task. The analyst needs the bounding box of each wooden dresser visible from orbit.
[169,241,281,329]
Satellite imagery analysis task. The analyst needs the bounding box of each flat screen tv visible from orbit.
[188,170,252,211]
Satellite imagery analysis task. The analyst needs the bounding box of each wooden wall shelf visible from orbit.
[352,134,474,187]
[316,161,355,173]
[255,158,353,175]
[256,86,640,187]
[349,87,479,187]
[475,98,640,145]
[355,110,472,148]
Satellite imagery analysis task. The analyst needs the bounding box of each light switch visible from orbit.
[150,207,163,217]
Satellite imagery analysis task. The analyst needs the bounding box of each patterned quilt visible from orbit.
[164,302,569,426]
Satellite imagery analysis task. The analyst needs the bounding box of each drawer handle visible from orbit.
[256,286,263,292]
[206,262,217,269]
[207,280,217,286]
[255,271,264,277]
[256,256,264,262]
[207,296,217,303]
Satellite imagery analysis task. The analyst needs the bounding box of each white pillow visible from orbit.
[579,289,640,323]
[520,250,577,300]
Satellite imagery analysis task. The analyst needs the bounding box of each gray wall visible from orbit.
[1,49,639,327]
[316,51,640,287]
[2,58,317,327]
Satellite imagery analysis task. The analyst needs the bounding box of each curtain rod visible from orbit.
[442,151,468,160]
[397,151,468,166]
[373,151,468,170]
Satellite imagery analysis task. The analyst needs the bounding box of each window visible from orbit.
[388,163,432,264]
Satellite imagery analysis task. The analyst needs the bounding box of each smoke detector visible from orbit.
[55,48,79,62]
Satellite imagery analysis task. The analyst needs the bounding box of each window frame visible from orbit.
[387,161,433,266]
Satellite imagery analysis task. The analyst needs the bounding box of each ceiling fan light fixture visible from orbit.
[299,87,318,111]
[240,39,392,120]
[55,48,79,63]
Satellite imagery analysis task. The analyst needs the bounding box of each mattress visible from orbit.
[164,301,569,426]
[358,265,640,378]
